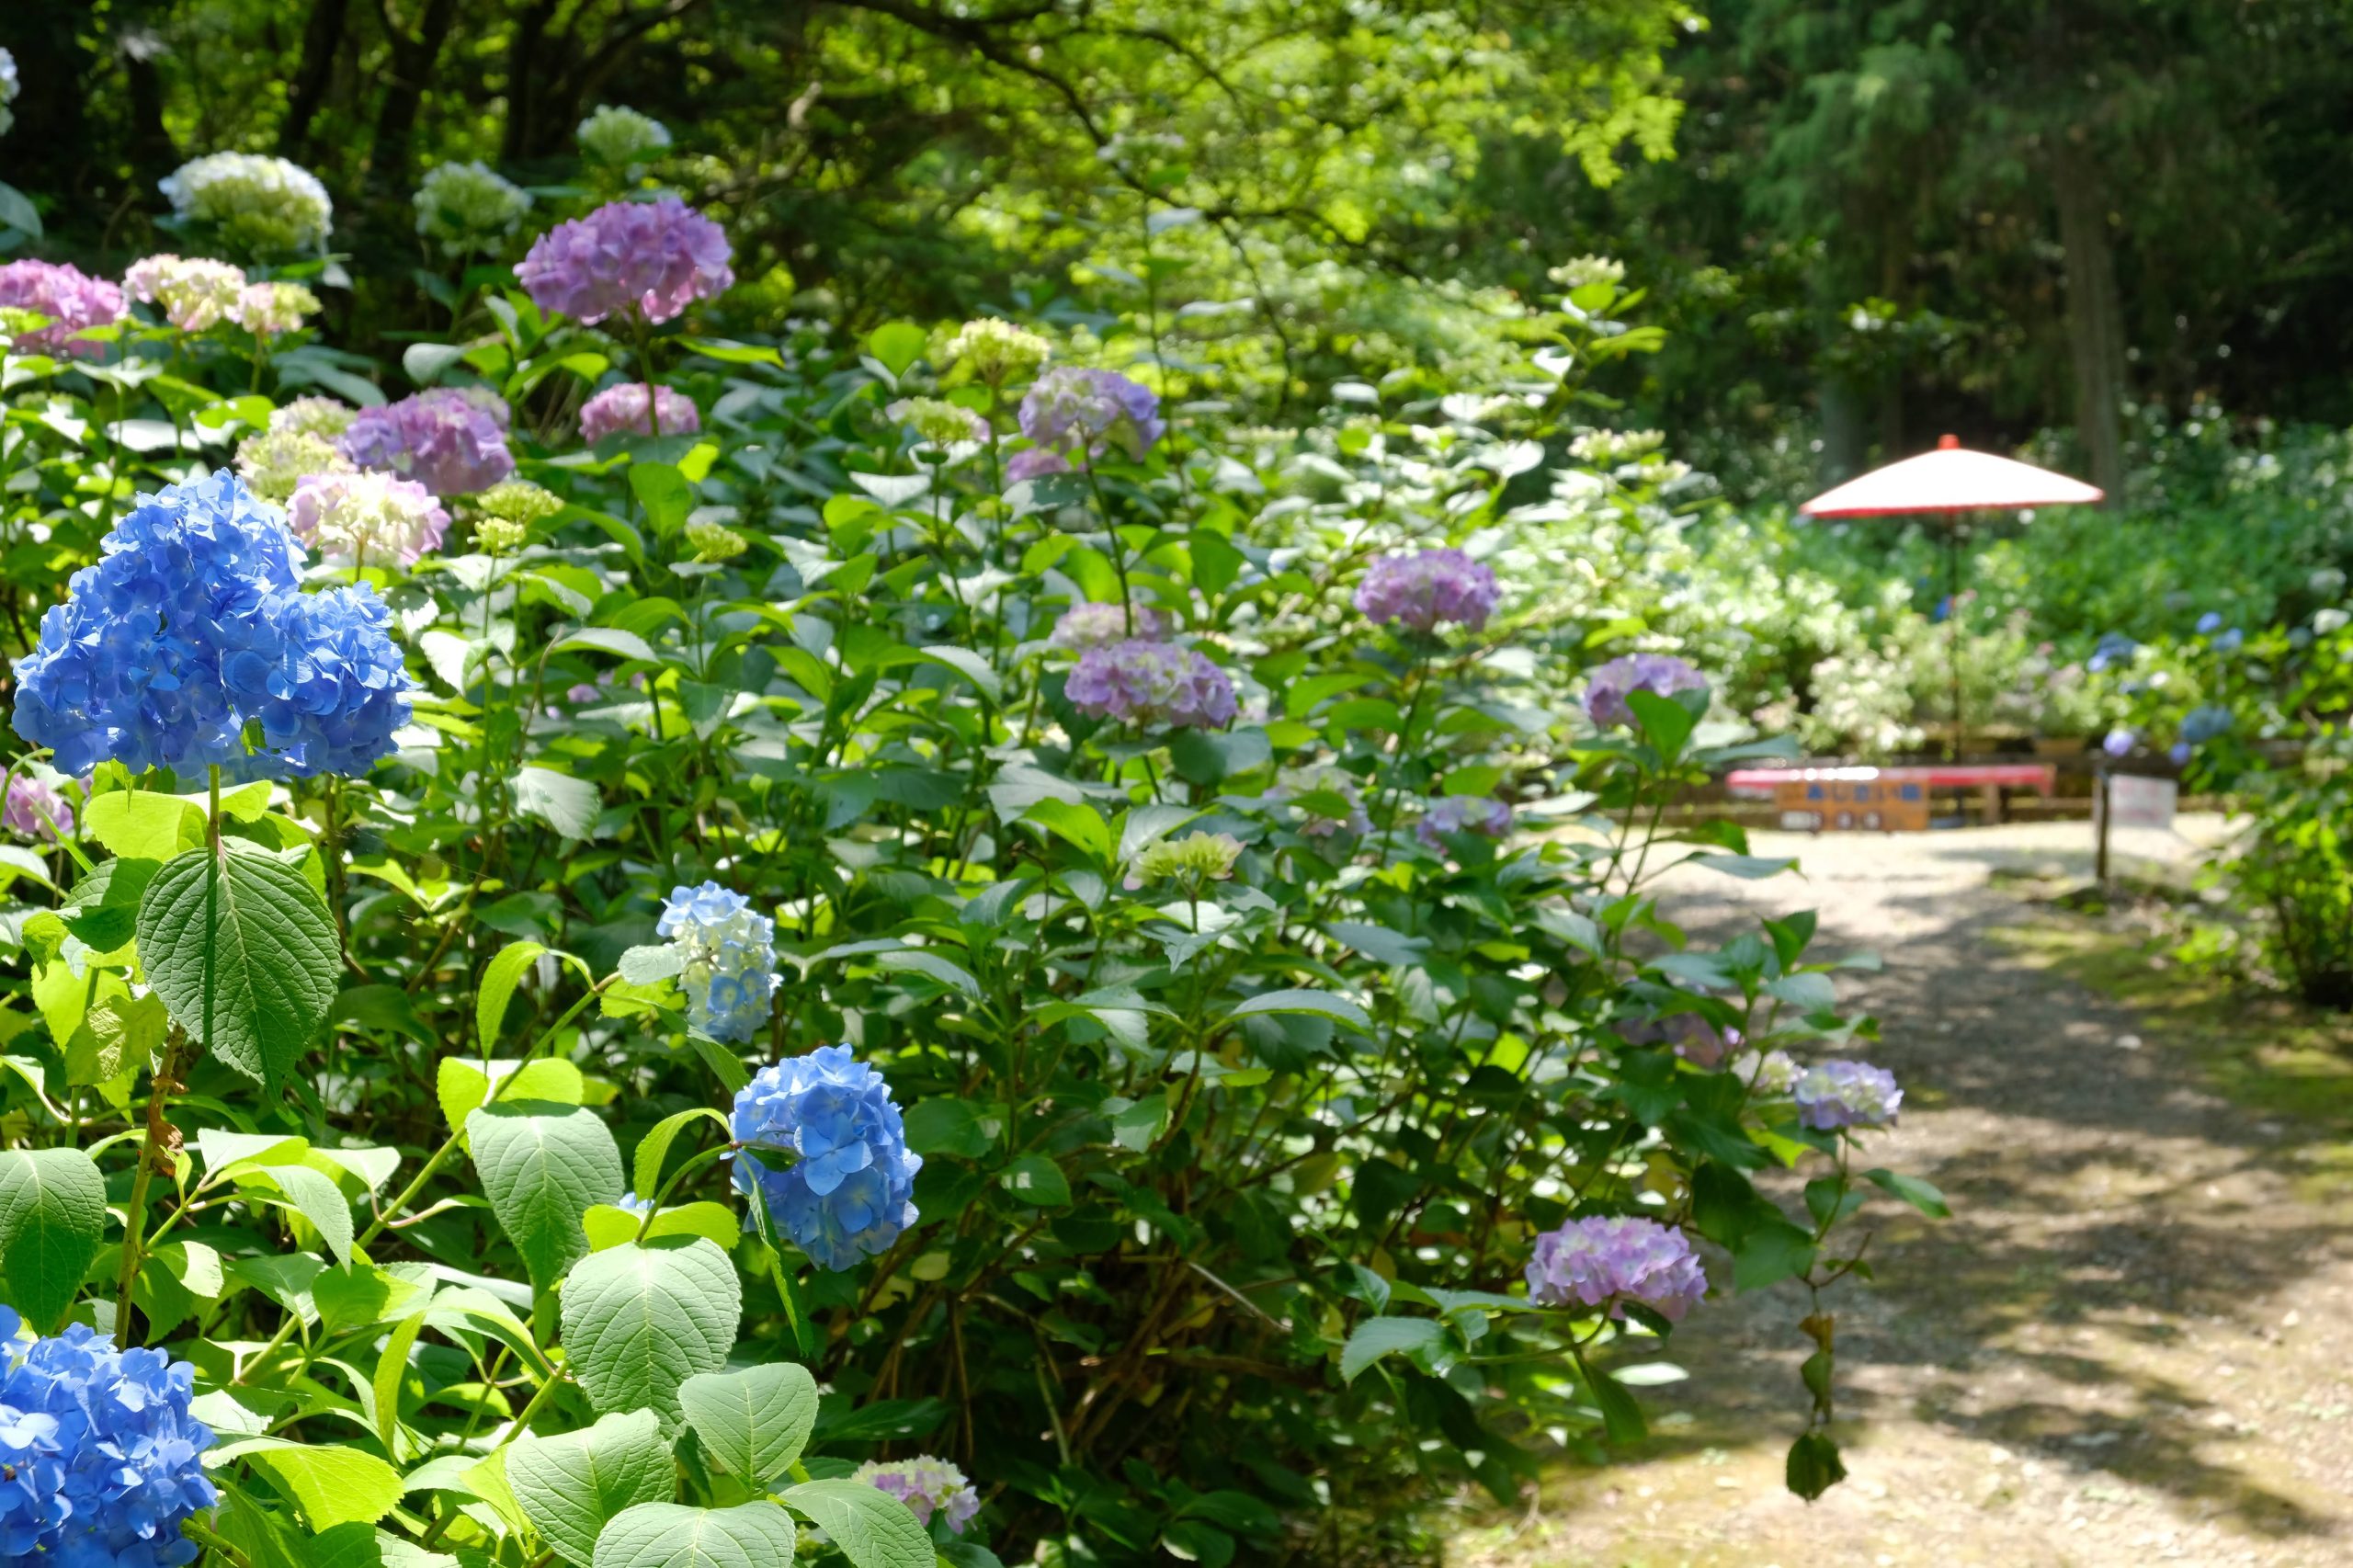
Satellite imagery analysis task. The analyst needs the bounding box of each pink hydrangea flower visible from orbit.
[1066,640,1236,729]
[0,260,127,358]
[286,472,451,570]
[1525,1215,1707,1321]
[1354,548,1499,634]
[4,774,75,841]
[579,381,700,443]
[517,196,734,324]
[123,255,246,331]
[338,389,515,496]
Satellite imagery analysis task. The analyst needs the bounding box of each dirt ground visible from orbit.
[1450,818,2353,1568]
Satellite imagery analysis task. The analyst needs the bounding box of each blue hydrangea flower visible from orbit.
[612,1190,656,1217]
[2212,627,2244,653]
[0,1308,217,1567]
[2195,611,2223,634]
[11,470,414,779]
[1017,367,1164,461]
[658,881,779,1044]
[2180,704,2233,745]
[2086,631,2138,673]
[1792,1060,1903,1131]
[731,1044,923,1271]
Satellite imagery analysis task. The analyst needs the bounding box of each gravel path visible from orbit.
[1454,818,2353,1568]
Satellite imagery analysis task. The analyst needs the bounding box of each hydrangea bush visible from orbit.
[0,159,1938,1568]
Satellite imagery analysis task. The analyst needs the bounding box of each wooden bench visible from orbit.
[1724,764,2059,832]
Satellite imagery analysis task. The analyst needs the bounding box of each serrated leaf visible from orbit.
[1224,988,1371,1032]
[781,1479,933,1568]
[630,1107,731,1200]
[224,1438,404,1529]
[562,1238,742,1420]
[619,944,685,984]
[915,644,1001,702]
[256,1162,356,1267]
[468,1101,625,1292]
[509,1409,676,1566]
[592,1500,797,1568]
[902,1098,990,1160]
[1338,1316,1444,1382]
[478,941,549,1049]
[1863,1167,1951,1218]
[680,1361,820,1484]
[137,846,341,1091]
[517,767,602,841]
[0,1148,105,1328]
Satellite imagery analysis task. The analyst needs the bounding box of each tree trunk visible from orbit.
[369,0,460,192]
[2052,139,2127,500]
[280,0,352,160]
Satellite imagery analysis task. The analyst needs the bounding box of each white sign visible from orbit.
[2104,774,2177,832]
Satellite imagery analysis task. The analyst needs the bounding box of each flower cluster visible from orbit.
[0,1308,218,1568]
[4,773,74,841]
[1018,367,1164,461]
[1585,652,1705,729]
[517,196,734,325]
[272,396,357,440]
[659,881,780,1043]
[228,280,320,338]
[1049,601,1172,651]
[887,396,990,449]
[1005,448,1072,484]
[123,255,246,332]
[287,472,451,570]
[0,260,127,358]
[1792,1060,1903,1131]
[471,479,563,526]
[1736,1049,1801,1095]
[685,518,748,562]
[1622,1012,1741,1071]
[0,48,17,139]
[1569,427,1665,466]
[579,381,700,444]
[1066,640,1236,729]
[577,105,673,167]
[1127,830,1244,889]
[731,1043,923,1271]
[413,160,533,257]
[234,427,353,505]
[947,316,1051,384]
[11,470,414,778]
[158,152,333,254]
[1549,254,1626,290]
[339,388,515,496]
[1416,794,1512,847]
[1275,764,1370,836]
[1524,1215,1707,1321]
[853,1456,981,1535]
[1354,548,1500,634]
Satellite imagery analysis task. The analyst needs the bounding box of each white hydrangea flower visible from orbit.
[159,152,334,255]
[577,105,672,168]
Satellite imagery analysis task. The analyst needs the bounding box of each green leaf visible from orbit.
[256,1163,357,1267]
[0,180,42,239]
[509,1409,676,1567]
[137,846,341,1091]
[561,1237,743,1420]
[437,1056,586,1148]
[780,1479,933,1568]
[865,321,927,377]
[631,1107,731,1199]
[628,463,692,538]
[373,1310,426,1452]
[468,1101,626,1292]
[477,941,550,1050]
[1586,1357,1650,1443]
[1339,1317,1445,1382]
[552,628,660,665]
[903,1098,992,1160]
[679,1361,820,1484]
[1224,988,1371,1032]
[1786,1430,1848,1500]
[915,644,1001,702]
[583,1199,738,1253]
[1022,798,1114,863]
[1731,1217,1817,1291]
[1626,687,1699,759]
[0,1148,106,1328]
[516,767,603,841]
[592,1501,798,1568]
[84,790,197,861]
[224,1438,404,1529]
[997,1153,1071,1208]
[1863,1167,1952,1218]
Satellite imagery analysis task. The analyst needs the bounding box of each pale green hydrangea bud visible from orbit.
[686,517,748,562]
[472,479,563,525]
[945,317,1051,385]
[578,105,673,168]
[1126,831,1244,889]
[270,395,357,440]
[414,161,534,258]
[476,517,529,553]
[233,427,353,504]
[228,280,321,337]
[159,152,335,255]
[886,396,990,448]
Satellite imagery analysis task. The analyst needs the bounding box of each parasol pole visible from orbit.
[1945,522,1963,761]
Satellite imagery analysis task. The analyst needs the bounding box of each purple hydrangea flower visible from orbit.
[1621,1013,1741,1070]
[0,260,127,358]
[732,1044,923,1271]
[1353,548,1500,634]
[4,774,74,842]
[1065,640,1236,729]
[2101,727,2137,758]
[659,881,779,1044]
[580,381,700,444]
[1050,601,1172,651]
[338,389,515,496]
[1792,1060,1902,1131]
[11,470,414,779]
[1005,448,1073,485]
[1585,653,1706,729]
[0,1308,218,1568]
[1415,794,1512,848]
[853,1456,981,1535]
[1017,367,1164,461]
[1524,1215,1707,1321]
[517,196,734,325]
